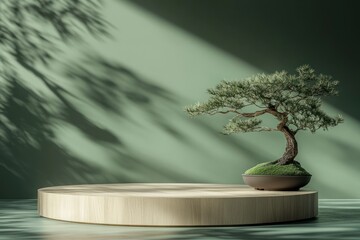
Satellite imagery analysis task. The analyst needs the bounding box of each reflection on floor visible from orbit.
[0,199,359,240]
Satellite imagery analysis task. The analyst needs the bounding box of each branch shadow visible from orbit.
[0,55,211,199]
[63,55,180,133]
[63,54,270,179]
[0,79,114,198]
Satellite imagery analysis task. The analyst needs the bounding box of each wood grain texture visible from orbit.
[38,183,318,226]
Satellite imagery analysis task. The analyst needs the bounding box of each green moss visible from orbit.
[244,161,311,176]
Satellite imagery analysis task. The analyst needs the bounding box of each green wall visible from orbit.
[1,0,359,198]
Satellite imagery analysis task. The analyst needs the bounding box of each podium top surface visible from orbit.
[38,183,316,198]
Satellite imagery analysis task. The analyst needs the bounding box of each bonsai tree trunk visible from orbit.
[277,125,298,165]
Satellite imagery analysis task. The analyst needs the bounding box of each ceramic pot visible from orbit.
[242,174,311,191]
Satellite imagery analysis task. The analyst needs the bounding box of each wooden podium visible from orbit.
[38,183,317,226]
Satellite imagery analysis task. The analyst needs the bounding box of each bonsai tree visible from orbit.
[185,65,343,174]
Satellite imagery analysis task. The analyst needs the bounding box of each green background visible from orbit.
[1,0,360,199]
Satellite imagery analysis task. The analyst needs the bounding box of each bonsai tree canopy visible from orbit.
[185,65,343,165]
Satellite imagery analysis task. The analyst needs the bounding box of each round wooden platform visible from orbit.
[38,183,318,226]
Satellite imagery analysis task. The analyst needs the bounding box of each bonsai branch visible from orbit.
[240,109,268,118]
[211,108,269,117]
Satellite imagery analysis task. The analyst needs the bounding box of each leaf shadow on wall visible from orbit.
[0,56,198,198]
[63,55,269,178]
[0,78,106,198]
[0,53,271,198]
[62,55,200,182]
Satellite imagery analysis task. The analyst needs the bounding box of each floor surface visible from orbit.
[0,199,359,239]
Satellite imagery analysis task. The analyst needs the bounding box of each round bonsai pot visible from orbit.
[242,174,311,191]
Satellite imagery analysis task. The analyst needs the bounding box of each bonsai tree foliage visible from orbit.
[185,65,343,168]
